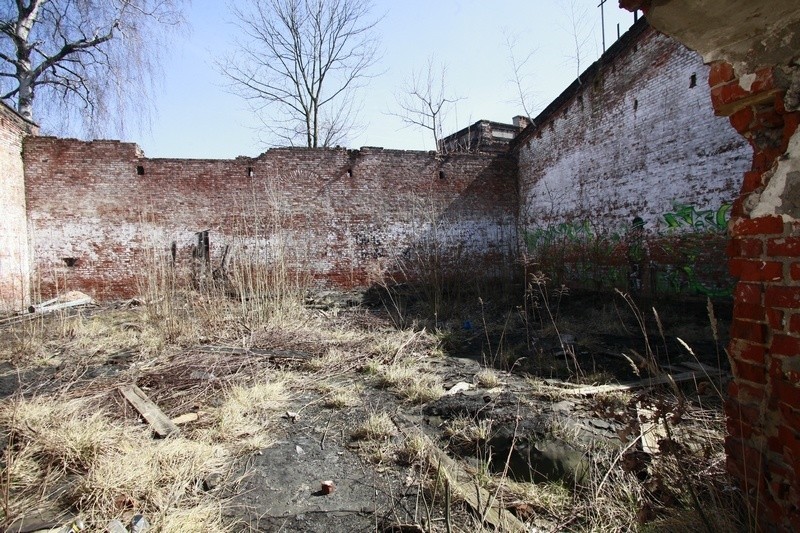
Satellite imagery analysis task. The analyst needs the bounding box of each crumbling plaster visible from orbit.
[643,0,800,73]
[750,128,800,221]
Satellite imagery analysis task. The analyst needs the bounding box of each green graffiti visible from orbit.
[662,203,730,232]
[525,201,734,298]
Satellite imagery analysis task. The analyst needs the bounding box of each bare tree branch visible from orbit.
[0,0,188,137]
[389,57,464,153]
[220,0,380,148]
[504,33,538,121]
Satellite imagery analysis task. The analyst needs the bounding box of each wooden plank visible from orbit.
[120,385,180,437]
[563,369,725,396]
[394,414,528,533]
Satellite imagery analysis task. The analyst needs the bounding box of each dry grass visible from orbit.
[475,368,502,388]
[376,361,444,404]
[202,377,291,451]
[0,396,229,529]
[317,383,362,409]
[352,412,397,441]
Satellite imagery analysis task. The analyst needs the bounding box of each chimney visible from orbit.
[513,115,530,130]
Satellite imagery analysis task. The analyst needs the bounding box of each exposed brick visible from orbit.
[711,80,751,109]
[730,339,767,365]
[767,237,800,257]
[708,61,735,87]
[730,216,785,237]
[772,335,800,357]
[783,112,800,144]
[750,67,776,94]
[734,282,764,305]
[729,258,783,281]
[765,286,800,308]
[767,307,785,330]
[741,171,765,195]
[729,380,766,406]
[732,358,768,384]
[773,381,800,410]
[754,107,784,129]
[732,319,769,344]
[733,302,766,322]
[730,106,754,134]
[790,314,800,334]
[792,263,800,281]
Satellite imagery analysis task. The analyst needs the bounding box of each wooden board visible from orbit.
[120,384,180,437]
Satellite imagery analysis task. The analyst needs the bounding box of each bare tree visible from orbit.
[0,0,186,137]
[504,33,538,121]
[559,0,594,79]
[221,0,380,148]
[391,58,463,152]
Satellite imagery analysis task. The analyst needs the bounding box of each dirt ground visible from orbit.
[0,288,744,532]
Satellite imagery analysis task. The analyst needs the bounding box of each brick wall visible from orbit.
[515,23,750,295]
[0,102,37,311]
[711,62,800,530]
[23,139,517,300]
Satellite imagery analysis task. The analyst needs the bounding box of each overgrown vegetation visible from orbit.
[0,227,746,531]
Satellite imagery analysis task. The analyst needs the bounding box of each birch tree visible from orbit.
[0,0,186,136]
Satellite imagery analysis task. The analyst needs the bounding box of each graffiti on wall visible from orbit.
[523,202,733,298]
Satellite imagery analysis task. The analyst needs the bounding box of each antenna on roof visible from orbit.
[597,0,608,52]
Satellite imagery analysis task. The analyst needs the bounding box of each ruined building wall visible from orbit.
[0,102,37,311]
[515,23,750,295]
[22,139,517,300]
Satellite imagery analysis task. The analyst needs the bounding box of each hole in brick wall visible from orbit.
[171,241,177,263]
[633,99,638,111]
[62,257,78,267]
[690,73,697,88]
[346,168,352,177]
[136,165,145,175]
[247,166,254,177]
[438,170,445,180]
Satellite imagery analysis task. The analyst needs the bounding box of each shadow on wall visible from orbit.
[521,202,733,299]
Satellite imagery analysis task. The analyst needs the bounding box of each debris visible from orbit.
[130,514,149,533]
[393,414,528,533]
[284,411,299,422]
[56,518,86,533]
[203,472,223,491]
[320,480,336,495]
[120,384,180,437]
[28,291,94,314]
[189,370,216,380]
[106,519,128,533]
[170,412,199,425]
[444,381,473,395]
[295,445,306,455]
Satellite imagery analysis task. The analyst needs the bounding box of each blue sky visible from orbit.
[137,0,637,159]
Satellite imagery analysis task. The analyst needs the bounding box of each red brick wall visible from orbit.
[712,61,800,530]
[0,102,37,311]
[23,139,517,300]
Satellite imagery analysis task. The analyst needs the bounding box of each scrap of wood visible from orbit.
[171,412,199,425]
[120,385,180,437]
[394,414,527,533]
[562,369,726,396]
